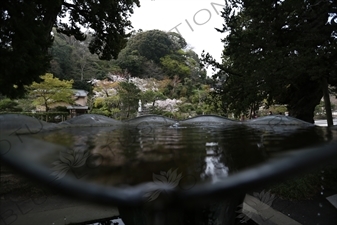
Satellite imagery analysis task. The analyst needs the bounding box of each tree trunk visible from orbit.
[287,81,323,124]
[322,77,333,127]
[45,102,49,112]
[42,3,63,52]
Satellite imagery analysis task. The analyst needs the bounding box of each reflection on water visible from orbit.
[27,119,335,188]
[201,144,229,183]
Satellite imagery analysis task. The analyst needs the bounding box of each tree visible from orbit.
[117,48,146,77]
[68,34,98,82]
[91,95,121,118]
[116,29,208,87]
[141,90,166,109]
[0,99,22,112]
[117,82,141,118]
[167,32,188,51]
[185,49,207,84]
[128,30,177,64]
[202,0,337,123]
[117,30,187,77]
[49,28,75,81]
[141,60,165,80]
[0,0,140,98]
[50,29,122,86]
[160,52,191,80]
[27,73,74,112]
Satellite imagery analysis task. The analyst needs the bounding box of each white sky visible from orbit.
[129,0,226,75]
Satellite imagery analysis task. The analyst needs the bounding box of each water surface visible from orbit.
[24,116,333,189]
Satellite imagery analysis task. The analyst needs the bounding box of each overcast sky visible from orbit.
[129,0,226,75]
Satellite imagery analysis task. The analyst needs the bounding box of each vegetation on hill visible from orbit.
[1,0,140,98]
[1,0,337,122]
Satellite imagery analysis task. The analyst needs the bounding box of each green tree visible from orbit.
[141,60,165,80]
[167,32,188,51]
[50,29,122,87]
[91,95,121,118]
[117,30,188,78]
[117,48,146,77]
[0,99,22,112]
[0,0,140,98]
[160,52,191,80]
[49,29,75,81]
[141,90,166,109]
[202,0,337,123]
[129,30,177,64]
[27,73,74,112]
[17,98,35,112]
[185,49,207,84]
[116,29,208,88]
[67,34,100,82]
[117,82,141,119]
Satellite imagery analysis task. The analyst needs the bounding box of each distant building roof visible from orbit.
[67,106,88,110]
[73,89,88,97]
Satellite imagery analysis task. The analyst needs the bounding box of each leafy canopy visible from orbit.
[50,29,123,89]
[160,53,191,80]
[117,30,188,77]
[0,0,140,98]
[0,99,22,112]
[116,29,207,88]
[202,0,337,122]
[27,73,74,111]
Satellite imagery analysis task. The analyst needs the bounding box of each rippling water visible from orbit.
[24,115,334,188]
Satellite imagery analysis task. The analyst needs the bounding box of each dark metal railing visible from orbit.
[1,135,336,207]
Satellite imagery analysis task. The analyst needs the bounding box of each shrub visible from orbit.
[52,106,68,112]
[0,99,22,112]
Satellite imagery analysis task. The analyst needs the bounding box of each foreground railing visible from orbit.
[1,114,336,224]
[1,136,336,207]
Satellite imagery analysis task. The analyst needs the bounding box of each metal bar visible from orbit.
[1,136,336,207]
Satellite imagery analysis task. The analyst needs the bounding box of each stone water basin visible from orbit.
[1,114,336,224]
